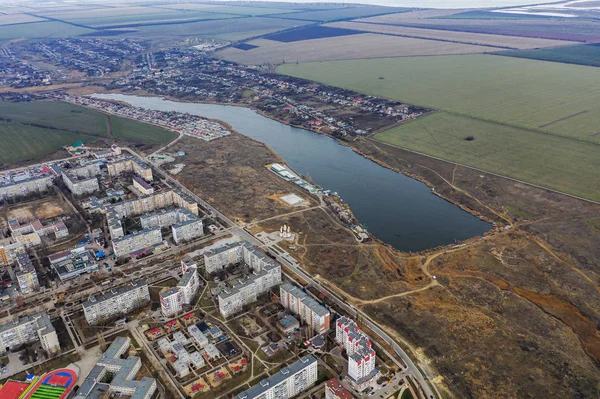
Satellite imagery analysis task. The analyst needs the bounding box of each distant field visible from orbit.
[273,6,410,22]
[0,101,109,136]
[0,21,92,39]
[358,9,466,22]
[109,116,177,144]
[374,112,600,201]
[0,122,98,164]
[366,19,600,42]
[217,34,496,64]
[265,26,362,42]
[153,4,300,15]
[0,14,46,25]
[499,43,600,67]
[327,21,576,49]
[131,17,311,38]
[436,10,559,19]
[279,54,600,141]
[0,101,177,164]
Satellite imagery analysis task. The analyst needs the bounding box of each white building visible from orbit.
[160,258,201,317]
[0,175,53,203]
[280,283,330,335]
[75,337,156,399]
[61,163,100,196]
[83,281,150,325]
[188,325,208,349]
[0,312,60,355]
[112,227,162,258]
[204,343,221,360]
[235,355,317,399]
[14,253,39,295]
[49,247,99,282]
[336,317,379,391]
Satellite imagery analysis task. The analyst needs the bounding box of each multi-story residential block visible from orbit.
[218,261,281,318]
[0,312,60,355]
[325,378,355,399]
[62,169,99,196]
[204,241,274,275]
[112,227,162,258]
[106,157,153,181]
[0,240,25,266]
[280,283,330,335]
[133,175,154,195]
[83,281,150,325]
[14,253,39,295]
[336,317,379,391]
[49,247,99,282]
[0,175,53,203]
[235,355,318,399]
[160,258,201,317]
[139,208,203,244]
[75,337,156,399]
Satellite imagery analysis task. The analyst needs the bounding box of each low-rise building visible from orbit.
[0,240,25,266]
[278,315,300,334]
[14,232,41,248]
[112,227,162,258]
[49,247,99,282]
[188,325,208,348]
[280,283,330,335]
[0,312,60,355]
[204,343,220,360]
[133,175,154,195]
[83,281,150,325]
[325,378,355,399]
[235,355,317,399]
[75,337,156,399]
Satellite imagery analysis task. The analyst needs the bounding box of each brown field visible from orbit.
[0,14,46,25]
[216,34,498,65]
[36,6,167,19]
[327,21,577,49]
[358,9,467,22]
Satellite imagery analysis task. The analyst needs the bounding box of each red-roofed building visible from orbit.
[325,378,355,399]
[183,312,194,320]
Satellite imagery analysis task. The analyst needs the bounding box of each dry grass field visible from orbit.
[0,14,46,25]
[327,21,577,49]
[358,9,467,22]
[217,34,497,64]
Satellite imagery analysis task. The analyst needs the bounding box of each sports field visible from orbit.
[279,54,600,141]
[375,113,600,201]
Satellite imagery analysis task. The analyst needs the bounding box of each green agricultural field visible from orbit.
[109,116,177,144]
[0,21,92,39]
[500,44,600,67]
[375,113,600,201]
[0,121,99,164]
[279,54,600,141]
[0,101,109,136]
[65,11,238,28]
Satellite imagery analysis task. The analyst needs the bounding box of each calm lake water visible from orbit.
[93,93,491,252]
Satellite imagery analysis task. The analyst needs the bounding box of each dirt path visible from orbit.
[104,114,113,138]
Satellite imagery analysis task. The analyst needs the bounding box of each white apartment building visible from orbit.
[336,317,379,391]
[15,253,39,295]
[160,258,201,317]
[0,175,53,203]
[83,281,150,325]
[112,227,162,258]
[280,283,330,335]
[75,337,157,399]
[139,208,204,244]
[0,312,60,355]
[235,355,318,399]
[106,157,153,181]
[62,170,99,196]
[204,241,273,275]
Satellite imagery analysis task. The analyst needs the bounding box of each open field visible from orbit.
[265,25,362,42]
[272,6,410,22]
[217,34,497,65]
[327,21,577,49]
[0,14,46,25]
[130,17,312,39]
[499,43,600,66]
[374,112,600,201]
[278,54,600,141]
[0,101,110,136]
[364,18,600,42]
[0,122,98,164]
[151,4,300,16]
[0,21,92,39]
[436,10,561,19]
[108,115,177,144]
[358,9,467,22]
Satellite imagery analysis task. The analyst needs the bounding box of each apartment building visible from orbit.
[280,283,330,335]
[112,227,162,258]
[0,240,25,266]
[15,253,39,295]
[204,241,273,275]
[140,207,204,244]
[76,337,156,399]
[0,175,53,202]
[235,355,318,399]
[325,378,355,399]
[160,258,201,317]
[62,170,99,196]
[83,281,150,325]
[336,317,379,391]
[0,312,60,355]
[106,157,153,182]
[49,247,99,282]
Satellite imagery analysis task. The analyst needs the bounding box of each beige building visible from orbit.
[0,312,60,355]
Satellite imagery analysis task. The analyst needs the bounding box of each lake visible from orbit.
[93,93,491,252]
